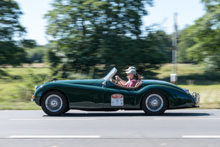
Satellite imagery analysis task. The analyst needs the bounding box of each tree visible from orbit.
[146,31,172,63]
[0,0,29,68]
[177,25,197,63]
[45,0,170,79]
[20,39,37,48]
[179,0,220,63]
[45,0,153,39]
[204,53,220,71]
[26,46,49,63]
[93,34,167,78]
[173,0,220,73]
[0,41,28,67]
[0,0,25,41]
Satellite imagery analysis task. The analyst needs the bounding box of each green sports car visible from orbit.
[32,67,200,116]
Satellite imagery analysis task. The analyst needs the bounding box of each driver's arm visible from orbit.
[115,76,127,85]
[119,79,127,85]
[119,81,129,87]
[118,78,129,86]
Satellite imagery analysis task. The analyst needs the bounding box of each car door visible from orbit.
[103,81,137,109]
[68,84,104,109]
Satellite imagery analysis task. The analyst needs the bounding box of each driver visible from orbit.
[115,66,141,87]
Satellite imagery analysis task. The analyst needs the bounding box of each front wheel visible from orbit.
[41,90,68,116]
[141,91,168,115]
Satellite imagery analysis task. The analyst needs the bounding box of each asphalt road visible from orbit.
[0,109,220,147]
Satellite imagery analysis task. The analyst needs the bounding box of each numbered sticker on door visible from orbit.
[111,94,124,106]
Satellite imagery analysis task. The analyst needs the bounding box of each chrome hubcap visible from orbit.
[45,94,63,112]
[146,94,163,112]
[152,100,158,106]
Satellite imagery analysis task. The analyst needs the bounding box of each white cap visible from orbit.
[125,66,137,75]
[126,66,136,71]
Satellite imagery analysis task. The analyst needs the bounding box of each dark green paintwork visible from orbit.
[33,79,197,110]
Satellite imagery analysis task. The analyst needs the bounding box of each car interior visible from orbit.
[110,78,142,89]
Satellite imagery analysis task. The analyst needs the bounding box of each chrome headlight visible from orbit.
[191,92,200,106]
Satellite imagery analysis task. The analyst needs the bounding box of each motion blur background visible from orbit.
[0,0,219,109]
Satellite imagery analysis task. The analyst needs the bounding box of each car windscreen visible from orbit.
[103,67,117,81]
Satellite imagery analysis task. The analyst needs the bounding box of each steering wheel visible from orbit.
[110,78,123,86]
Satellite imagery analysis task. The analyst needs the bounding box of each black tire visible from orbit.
[141,91,168,115]
[41,90,68,116]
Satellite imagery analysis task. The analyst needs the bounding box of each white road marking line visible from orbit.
[154,118,220,120]
[9,119,96,121]
[8,135,101,138]
[182,135,220,138]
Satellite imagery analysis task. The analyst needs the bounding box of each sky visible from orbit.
[16,0,206,45]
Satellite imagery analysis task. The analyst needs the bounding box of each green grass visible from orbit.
[0,65,50,110]
[3,67,50,76]
[155,63,205,79]
[0,81,42,110]
[0,63,219,110]
[178,84,220,108]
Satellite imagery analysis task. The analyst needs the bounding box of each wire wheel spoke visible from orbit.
[45,94,63,112]
[146,94,163,112]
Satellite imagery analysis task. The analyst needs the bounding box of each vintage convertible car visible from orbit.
[32,67,200,116]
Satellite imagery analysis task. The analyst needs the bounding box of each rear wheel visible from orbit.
[41,90,68,116]
[141,91,168,115]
